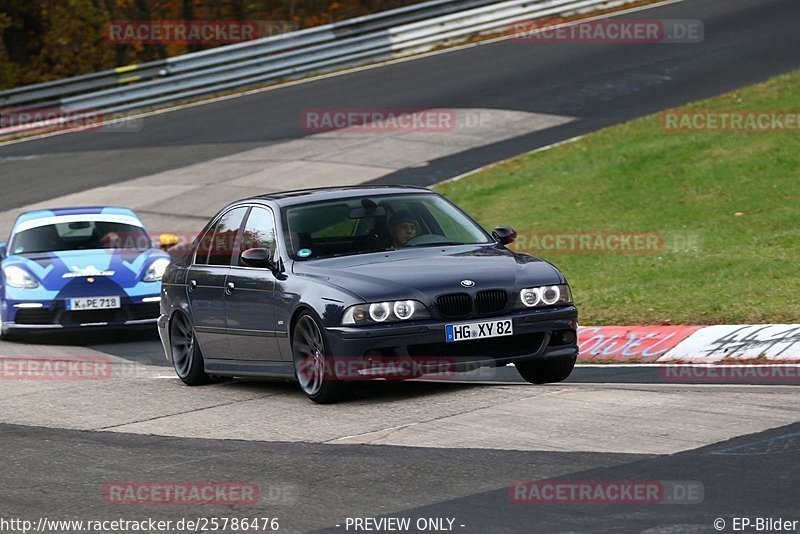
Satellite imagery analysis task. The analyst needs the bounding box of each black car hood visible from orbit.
[291,244,564,302]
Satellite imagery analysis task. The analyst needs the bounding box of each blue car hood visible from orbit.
[2,248,168,291]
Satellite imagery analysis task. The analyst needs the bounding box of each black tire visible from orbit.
[0,330,18,342]
[0,318,20,341]
[169,312,212,386]
[515,356,576,385]
[292,312,349,404]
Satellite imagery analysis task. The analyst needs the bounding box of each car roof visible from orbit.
[249,185,435,207]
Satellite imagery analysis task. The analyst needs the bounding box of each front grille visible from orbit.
[13,302,158,326]
[436,293,472,319]
[476,289,508,315]
[61,309,126,324]
[408,332,545,359]
[14,309,57,325]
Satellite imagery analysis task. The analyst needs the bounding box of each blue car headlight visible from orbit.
[3,265,40,289]
[143,258,171,282]
[342,300,430,325]
[518,284,572,308]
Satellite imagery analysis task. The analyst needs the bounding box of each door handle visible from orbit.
[188,279,197,292]
[226,282,235,294]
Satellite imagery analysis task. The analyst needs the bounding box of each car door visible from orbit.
[225,206,282,361]
[186,206,248,359]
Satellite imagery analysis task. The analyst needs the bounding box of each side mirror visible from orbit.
[241,247,276,270]
[0,241,6,260]
[158,233,181,250]
[492,227,517,246]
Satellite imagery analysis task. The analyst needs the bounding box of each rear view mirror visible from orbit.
[241,247,277,270]
[492,226,517,245]
[0,241,6,260]
[159,233,181,250]
[349,206,386,219]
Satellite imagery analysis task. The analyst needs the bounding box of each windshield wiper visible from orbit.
[409,241,465,248]
[330,246,395,258]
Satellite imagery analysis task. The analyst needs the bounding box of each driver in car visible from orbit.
[389,211,418,247]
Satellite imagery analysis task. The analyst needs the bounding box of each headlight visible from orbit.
[343,300,430,325]
[519,284,572,308]
[143,258,171,282]
[3,265,40,289]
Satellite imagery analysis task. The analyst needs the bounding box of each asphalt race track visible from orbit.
[1,0,800,207]
[1,0,800,532]
[3,420,798,533]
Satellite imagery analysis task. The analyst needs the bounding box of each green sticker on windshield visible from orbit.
[297,248,312,258]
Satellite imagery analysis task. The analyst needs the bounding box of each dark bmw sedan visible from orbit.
[158,186,579,403]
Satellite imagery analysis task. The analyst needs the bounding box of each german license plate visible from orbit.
[445,319,513,343]
[67,296,121,311]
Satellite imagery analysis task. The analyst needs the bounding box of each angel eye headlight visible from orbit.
[541,285,560,305]
[518,284,572,308]
[520,288,541,307]
[368,302,391,322]
[393,300,415,320]
[342,300,430,325]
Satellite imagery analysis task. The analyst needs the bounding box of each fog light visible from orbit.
[561,330,577,344]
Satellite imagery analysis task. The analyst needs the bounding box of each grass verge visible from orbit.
[436,70,800,325]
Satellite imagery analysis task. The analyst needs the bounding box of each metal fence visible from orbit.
[0,0,637,136]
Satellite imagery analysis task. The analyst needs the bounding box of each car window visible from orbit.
[284,193,491,259]
[207,207,248,266]
[194,224,216,265]
[238,207,277,266]
[10,221,151,254]
[424,199,479,243]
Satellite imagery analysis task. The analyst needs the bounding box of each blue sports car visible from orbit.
[0,206,174,341]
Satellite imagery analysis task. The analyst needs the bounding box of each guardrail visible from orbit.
[0,0,638,136]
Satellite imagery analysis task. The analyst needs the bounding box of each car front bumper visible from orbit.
[323,305,579,379]
[1,297,161,332]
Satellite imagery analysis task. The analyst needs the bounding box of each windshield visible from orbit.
[10,221,152,254]
[283,193,491,260]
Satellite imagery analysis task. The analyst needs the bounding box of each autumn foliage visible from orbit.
[0,0,426,90]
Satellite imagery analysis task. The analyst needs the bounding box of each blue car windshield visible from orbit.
[284,193,492,260]
[10,222,152,254]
